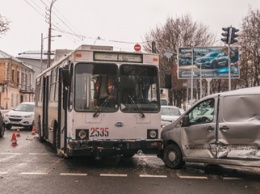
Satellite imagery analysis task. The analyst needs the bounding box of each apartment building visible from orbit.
[0,50,34,109]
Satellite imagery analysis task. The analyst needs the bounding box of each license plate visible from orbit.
[11,121,19,124]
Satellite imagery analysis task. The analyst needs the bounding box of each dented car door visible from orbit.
[181,98,216,158]
[217,94,260,161]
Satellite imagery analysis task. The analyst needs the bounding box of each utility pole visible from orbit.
[40,33,43,72]
[47,0,57,68]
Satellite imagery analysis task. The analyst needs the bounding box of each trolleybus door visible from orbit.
[57,65,70,154]
[42,76,49,139]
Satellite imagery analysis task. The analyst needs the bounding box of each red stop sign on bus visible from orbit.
[134,43,141,51]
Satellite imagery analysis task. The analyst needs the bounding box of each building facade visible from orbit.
[0,50,34,109]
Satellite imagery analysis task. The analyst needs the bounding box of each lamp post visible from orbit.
[41,33,61,72]
[191,47,194,104]
[47,0,58,68]
[199,61,202,99]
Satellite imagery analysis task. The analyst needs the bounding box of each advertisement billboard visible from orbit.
[178,47,239,79]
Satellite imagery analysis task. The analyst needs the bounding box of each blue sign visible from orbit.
[178,47,239,79]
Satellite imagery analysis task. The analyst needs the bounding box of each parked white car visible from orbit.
[161,105,182,128]
[4,102,35,130]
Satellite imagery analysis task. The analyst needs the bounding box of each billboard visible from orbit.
[178,47,239,79]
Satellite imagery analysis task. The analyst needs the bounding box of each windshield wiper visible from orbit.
[93,97,110,117]
[128,95,145,118]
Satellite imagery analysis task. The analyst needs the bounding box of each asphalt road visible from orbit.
[0,129,259,194]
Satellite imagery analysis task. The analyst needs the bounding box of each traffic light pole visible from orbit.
[221,26,239,91]
[228,45,231,91]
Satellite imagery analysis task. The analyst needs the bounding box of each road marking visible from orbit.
[0,152,22,155]
[20,172,48,175]
[100,173,127,177]
[136,155,157,158]
[178,175,208,179]
[139,174,167,178]
[0,155,18,162]
[28,153,49,156]
[0,172,8,174]
[223,177,243,180]
[60,173,87,176]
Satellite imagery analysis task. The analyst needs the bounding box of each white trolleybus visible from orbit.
[35,45,162,158]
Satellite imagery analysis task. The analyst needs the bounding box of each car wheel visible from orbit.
[0,125,5,137]
[122,153,135,158]
[212,61,218,69]
[6,124,12,130]
[163,144,184,169]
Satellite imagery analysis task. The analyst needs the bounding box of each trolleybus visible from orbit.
[35,45,162,158]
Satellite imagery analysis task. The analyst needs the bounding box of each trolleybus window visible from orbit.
[75,63,118,112]
[74,63,159,113]
[120,65,159,112]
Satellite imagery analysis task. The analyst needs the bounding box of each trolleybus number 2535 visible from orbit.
[35,45,162,158]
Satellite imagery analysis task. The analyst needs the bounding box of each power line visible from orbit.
[23,0,45,18]
[23,0,148,48]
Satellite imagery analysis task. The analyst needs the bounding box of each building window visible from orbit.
[17,71,20,83]
[12,69,15,81]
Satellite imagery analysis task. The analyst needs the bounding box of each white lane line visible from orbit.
[178,175,208,179]
[0,155,18,162]
[0,172,8,174]
[139,174,167,178]
[20,172,48,175]
[223,177,243,180]
[0,153,22,155]
[136,155,157,158]
[100,174,127,177]
[28,153,49,156]
[60,173,87,176]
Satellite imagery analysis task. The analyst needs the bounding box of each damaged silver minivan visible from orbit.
[159,86,260,169]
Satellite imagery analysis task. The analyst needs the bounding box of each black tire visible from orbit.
[122,153,135,158]
[5,124,12,130]
[163,144,184,169]
[37,118,45,143]
[211,61,217,69]
[0,125,5,137]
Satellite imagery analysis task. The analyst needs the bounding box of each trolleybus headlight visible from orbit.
[76,129,88,140]
[147,129,158,139]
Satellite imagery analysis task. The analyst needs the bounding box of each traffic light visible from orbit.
[152,41,156,53]
[221,27,230,44]
[230,27,239,44]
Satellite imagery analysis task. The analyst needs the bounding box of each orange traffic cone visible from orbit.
[11,132,18,146]
[31,125,36,135]
[16,129,21,137]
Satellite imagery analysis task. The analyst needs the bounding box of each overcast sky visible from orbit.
[0,0,259,56]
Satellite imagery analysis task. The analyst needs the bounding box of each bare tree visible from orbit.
[239,8,260,87]
[0,15,10,37]
[143,14,216,108]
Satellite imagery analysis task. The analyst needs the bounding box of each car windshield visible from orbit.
[161,107,181,116]
[205,52,218,57]
[14,104,34,112]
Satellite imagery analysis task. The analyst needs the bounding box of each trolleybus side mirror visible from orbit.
[61,66,70,87]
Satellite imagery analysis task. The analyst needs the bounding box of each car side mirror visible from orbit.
[182,115,190,127]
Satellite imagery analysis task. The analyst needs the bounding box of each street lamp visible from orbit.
[41,33,61,72]
[199,61,202,99]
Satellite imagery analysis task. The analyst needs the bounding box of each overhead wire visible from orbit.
[23,0,148,48]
